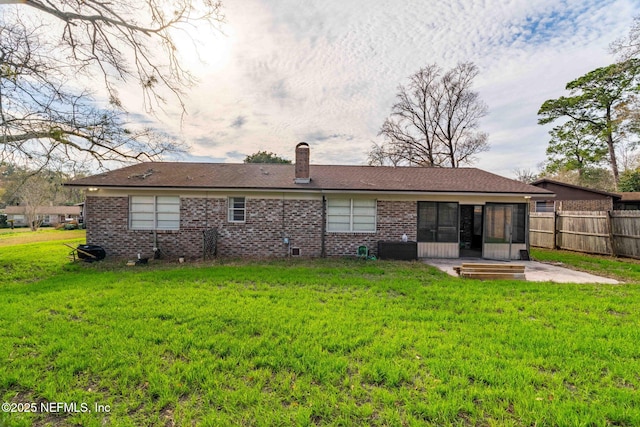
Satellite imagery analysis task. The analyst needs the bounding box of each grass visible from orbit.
[0,229,86,284]
[531,247,640,283]
[1,234,639,426]
[0,228,86,247]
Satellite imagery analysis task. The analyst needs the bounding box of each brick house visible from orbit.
[4,205,81,227]
[530,179,620,212]
[66,143,551,260]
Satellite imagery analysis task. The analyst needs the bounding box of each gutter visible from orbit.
[65,184,554,198]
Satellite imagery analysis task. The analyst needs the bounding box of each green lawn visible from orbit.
[531,247,640,283]
[0,228,86,248]
[0,229,86,283]
[1,235,639,426]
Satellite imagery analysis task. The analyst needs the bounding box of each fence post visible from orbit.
[607,210,617,257]
[554,211,559,249]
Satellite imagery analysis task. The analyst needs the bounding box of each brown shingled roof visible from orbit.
[617,192,640,201]
[65,162,552,195]
[531,178,620,199]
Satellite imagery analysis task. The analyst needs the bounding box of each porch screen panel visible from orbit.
[417,202,458,243]
[512,204,526,243]
[485,204,526,244]
[418,202,438,242]
[437,203,458,242]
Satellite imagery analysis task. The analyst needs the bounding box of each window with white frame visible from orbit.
[228,197,246,222]
[129,196,180,230]
[327,198,376,232]
[535,200,555,213]
[37,215,51,224]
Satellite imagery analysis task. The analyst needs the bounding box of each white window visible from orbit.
[228,197,246,222]
[535,200,555,213]
[130,196,180,230]
[38,215,51,224]
[327,199,376,232]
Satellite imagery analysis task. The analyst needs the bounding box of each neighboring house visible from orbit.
[615,192,640,210]
[65,143,552,260]
[4,205,82,227]
[530,179,620,212]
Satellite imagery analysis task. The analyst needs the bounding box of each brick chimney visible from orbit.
[294,142,310,184]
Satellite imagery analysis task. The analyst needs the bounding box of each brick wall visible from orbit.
[86,196,324,259]
[324,200,417,257]
[215,198,323,258]
[530,199,614,212]
[86,196,195,259]
[85,196,417,259]
[557,199,613,211]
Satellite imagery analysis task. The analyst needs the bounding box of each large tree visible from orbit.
[512,168,539,184]
[544,120,608,177]
[244,151,291,164]
[538,58,640,185]
[618,168,640,192]
[371,62,489,168]
[20,176,54,231]
[1,1,223,170]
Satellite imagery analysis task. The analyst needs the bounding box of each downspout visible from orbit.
[282,193,289,257]
[321,195,326,258]
[153,230,159,259]
[206,191,210,229]
[524,196,531,257]
[203,191,210,261]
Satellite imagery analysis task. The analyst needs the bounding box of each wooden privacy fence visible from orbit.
[530,210,640,259]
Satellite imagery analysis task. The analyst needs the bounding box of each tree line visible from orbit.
[0,163,85,230]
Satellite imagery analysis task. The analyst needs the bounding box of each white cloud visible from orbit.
[131,0,640,177]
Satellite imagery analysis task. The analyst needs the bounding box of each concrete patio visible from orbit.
[425,258,619,284]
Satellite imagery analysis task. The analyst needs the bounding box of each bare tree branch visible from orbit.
[374,62,489,168]
[2,0,224,115]
[1,16,185,171]
[610,15,640,61]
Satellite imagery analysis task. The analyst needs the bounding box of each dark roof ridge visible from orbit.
[531,178,620,198]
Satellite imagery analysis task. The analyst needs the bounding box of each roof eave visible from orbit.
[65,183,553,197]
[532,178,620,199]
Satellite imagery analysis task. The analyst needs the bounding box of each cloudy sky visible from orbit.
[152,0,639,178]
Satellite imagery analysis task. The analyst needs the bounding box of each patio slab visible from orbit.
[424,258,619,284]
